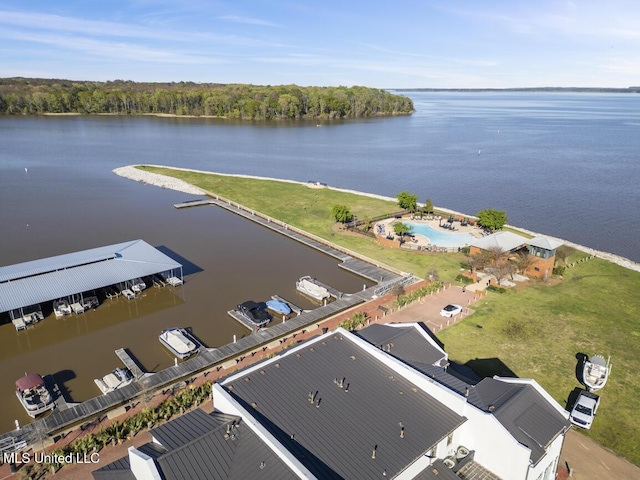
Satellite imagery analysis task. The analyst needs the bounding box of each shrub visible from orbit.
[340,312,368,331]
[553,265,565,276]
[455,274,474,285]
[487,285,507,293]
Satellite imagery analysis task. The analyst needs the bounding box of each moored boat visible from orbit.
[159,328,200,359]
[237,301,272,327]
[265,299,292,315]
[53,298,72,317]
[583,355,611,391]
[296,276,330,301]
[15,374,55,418]
[94,367,134,394]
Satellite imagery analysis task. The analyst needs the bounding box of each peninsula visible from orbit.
[0,78,414,119]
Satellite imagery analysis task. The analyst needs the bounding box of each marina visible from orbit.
[0,239,184,332]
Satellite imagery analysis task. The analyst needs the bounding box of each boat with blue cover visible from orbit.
[266,299,291,315]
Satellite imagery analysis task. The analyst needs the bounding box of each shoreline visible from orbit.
[113,165,640,273]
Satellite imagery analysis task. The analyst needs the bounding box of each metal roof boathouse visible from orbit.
[0,239,183,328]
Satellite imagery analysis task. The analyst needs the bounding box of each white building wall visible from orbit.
[526,434,565,480]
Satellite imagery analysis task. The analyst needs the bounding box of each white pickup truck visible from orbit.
[570,390,600,429]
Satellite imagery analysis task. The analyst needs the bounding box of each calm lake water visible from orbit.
[0,91,639,430]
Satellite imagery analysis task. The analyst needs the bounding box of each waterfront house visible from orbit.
[96,323,569,480]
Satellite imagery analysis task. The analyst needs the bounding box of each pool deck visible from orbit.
[375,215,484,248]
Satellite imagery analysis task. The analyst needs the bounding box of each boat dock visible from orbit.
[115,348,145,380]
[44,374,76,412]
[271,295,303,315]
[174,196,401,284]
[174,199,214,209]
[227,310,261,332]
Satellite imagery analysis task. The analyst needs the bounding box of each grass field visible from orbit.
[139,165,640,466]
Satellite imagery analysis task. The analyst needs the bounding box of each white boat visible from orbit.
[82,295,100,310]
[159,328,199,359]
[122,289,136,300]
[53,299,72,317]
[131,278,146,293]
[296,276,330,301]
[94,367,134,394]
[15,374,55,418]
[583,355,611,391]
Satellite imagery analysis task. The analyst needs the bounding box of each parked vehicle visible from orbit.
[440,304,463,318]
[570,390,600,429]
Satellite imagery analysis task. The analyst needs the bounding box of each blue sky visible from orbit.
[0,0,638,88]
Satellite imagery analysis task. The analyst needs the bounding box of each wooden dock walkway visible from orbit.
[175,196,401,281]
[271,295,304,315]
[227,310,258,332]
[174,199,214,209]
[115,348,145,379]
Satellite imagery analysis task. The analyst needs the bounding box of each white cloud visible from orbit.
[217,15,280,28]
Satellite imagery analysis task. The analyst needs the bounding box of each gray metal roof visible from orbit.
[528,236,563,251]
[357,323,448,367]
[224,332,466,479]
[469,231,528,253]
[357,326,569,467]
[489,385,570,465]
[0,239,182,313]
[93,409,296,480]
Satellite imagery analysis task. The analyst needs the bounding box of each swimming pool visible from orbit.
[405,222,476,248]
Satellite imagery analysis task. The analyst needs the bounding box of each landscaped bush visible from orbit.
[395,281,444,308]
[552,265,565,276]
[455,274,474,285]
[340,312,368,331]
[486,285,507,294]
[34,382,214,476]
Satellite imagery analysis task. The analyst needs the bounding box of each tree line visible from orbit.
[0,78,414,119]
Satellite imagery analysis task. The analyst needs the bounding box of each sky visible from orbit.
[0,0,639,88]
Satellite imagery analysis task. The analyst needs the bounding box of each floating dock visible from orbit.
[227,310,263,332]
[174,199,215,209]
[115,348,145,380]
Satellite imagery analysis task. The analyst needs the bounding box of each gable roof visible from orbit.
[469,231,528,253]
[93,410,296,480]
[356,326,570,466]
[222,331,466,479]
[356,323,448,367]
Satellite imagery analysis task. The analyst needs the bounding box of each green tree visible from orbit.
[423,198,434,214]
[393,222,412,242]
[331,204,353,223]
[396,191,418,212]
[476,209,508,232]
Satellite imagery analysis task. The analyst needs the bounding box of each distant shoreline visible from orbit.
[113,165,640,273]
[391,87,640,93]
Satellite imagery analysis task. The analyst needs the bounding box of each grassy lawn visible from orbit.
[139,165,640,466]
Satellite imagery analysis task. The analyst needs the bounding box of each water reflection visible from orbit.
[0,197,372,431]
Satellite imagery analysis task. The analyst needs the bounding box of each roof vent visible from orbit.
[372,445,377,459]
[488,405,496,411]
[260,461,265,469]
[275,363,280,368]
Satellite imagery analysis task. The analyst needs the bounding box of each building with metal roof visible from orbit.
[98,323,569,480]
[93,409,297,480]
[0,239,183,321]
[469,231,564,280]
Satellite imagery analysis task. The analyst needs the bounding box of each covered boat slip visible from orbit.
[0,239,183,329]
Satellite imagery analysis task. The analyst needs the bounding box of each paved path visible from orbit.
[559,429,640,480]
